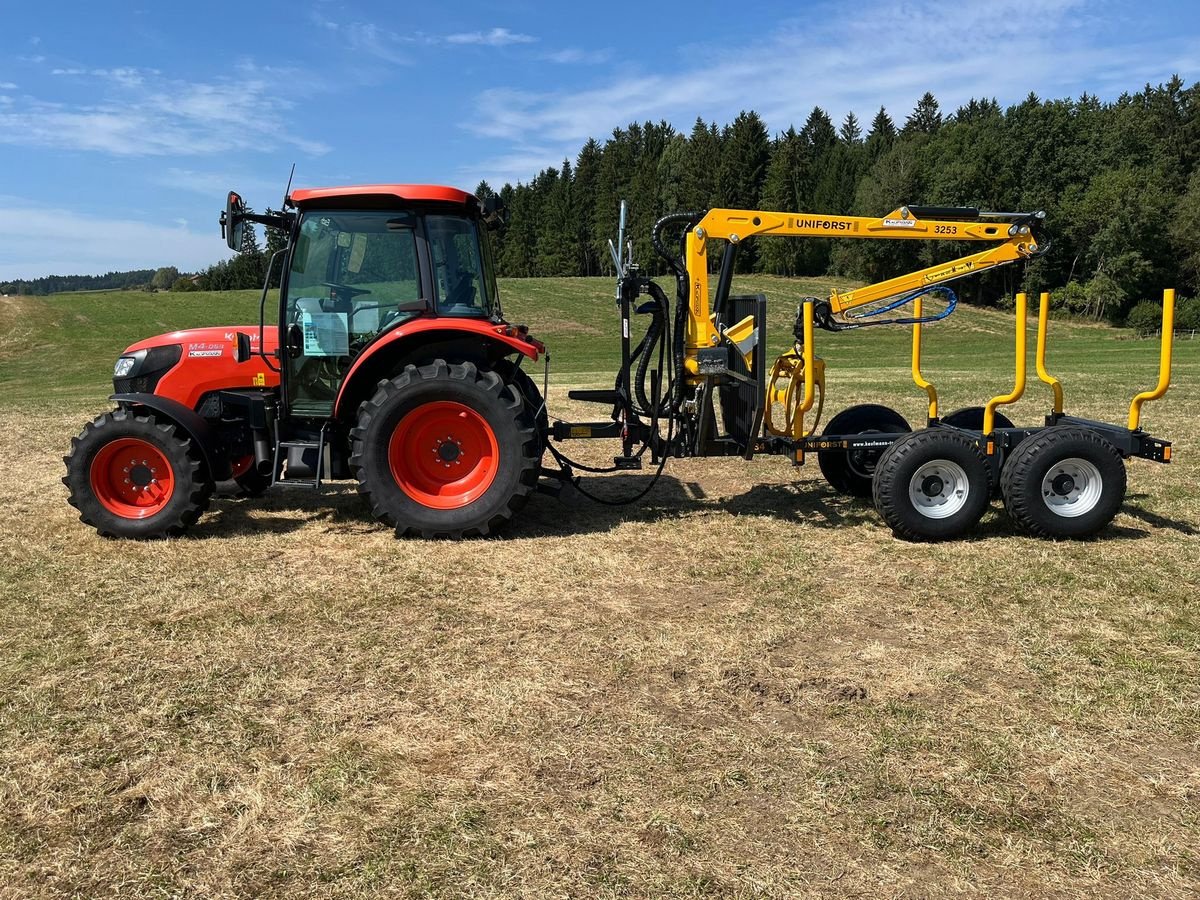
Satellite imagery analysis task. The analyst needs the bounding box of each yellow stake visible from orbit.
[984,292,1028,437]
[1128,288,1176,430]
[1035,291,1064,414]
[911,297,938,421]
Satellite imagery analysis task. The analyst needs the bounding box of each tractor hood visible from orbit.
[124,326,279,359]
[117,326,282,411]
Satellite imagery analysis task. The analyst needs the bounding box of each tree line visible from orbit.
[478,76,1200,325]
[1,269,157,296]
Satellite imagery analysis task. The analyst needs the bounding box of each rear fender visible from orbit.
[110,393,232,480]
[333,321,539,421]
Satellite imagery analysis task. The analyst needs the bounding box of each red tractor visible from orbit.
[64,185,549,538]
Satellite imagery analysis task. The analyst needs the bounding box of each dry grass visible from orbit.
[1,286,1199,897]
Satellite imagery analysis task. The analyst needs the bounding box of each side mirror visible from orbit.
[481,194,508,230]
[221,191,247,251]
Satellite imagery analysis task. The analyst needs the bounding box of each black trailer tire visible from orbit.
[350,360,542,538]
[941,406,1015,431]
[63,408,213,539]
[1000,426,1126,539]
[818,404,911,497]
[872,428,991,541]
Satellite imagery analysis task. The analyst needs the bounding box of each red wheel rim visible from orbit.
[230,454,255,479]
[388,401,499,509]
[89,438,175,519]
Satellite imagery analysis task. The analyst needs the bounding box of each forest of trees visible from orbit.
[8,77,1198,328]
[0,269,157,296]
[478,77,1200,324]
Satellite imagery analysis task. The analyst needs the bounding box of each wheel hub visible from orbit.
[1050,473,1075,496]
[921,475,945,497]
[1040,458,1103,517]
[89,439,174,519]
[908,459,970,519]
[388,401,499,510]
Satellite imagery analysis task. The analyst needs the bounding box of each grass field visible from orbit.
[1,277,1198,897]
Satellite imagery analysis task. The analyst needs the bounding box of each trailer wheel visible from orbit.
[941,406,1015,431]
[872,429,991,541]
[63,408,213,538]
[818,404,911,497]
[351,360,541,538]
[1000,426,1126,539]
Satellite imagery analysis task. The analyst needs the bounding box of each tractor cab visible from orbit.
[278,186,505,417]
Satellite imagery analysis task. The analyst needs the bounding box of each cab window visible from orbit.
[426,214,492,317]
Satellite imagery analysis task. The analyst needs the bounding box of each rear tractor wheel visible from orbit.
[871,428,991,541]
[63,408,213,538]
[1000,426,1126,539]
[351,360,542,538]
[818,404,911,498]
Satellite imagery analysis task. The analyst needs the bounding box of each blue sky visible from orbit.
[1,0,1198,280]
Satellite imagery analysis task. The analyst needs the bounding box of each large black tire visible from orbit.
[941,406,1015,431]
[872,428,992,541]
[1000,426,1126,539]
[818,404,911,498]
[350,360,541,538]
[63,408,213,539]
[494,359,548,456]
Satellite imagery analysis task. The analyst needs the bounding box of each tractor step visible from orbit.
[272,427,328,489]
[567,389,620,405]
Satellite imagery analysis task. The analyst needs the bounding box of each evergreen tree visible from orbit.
[839,111,863,145]
[865,107,896,161]
[904,92,943,134]
[801,107,837,155]
[682,118,723,209]
[719,111,771,271]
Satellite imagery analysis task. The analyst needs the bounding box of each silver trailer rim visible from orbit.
[1041,457,1103,517]
[908,460,970,519]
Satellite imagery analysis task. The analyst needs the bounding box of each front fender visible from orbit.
[110,393,232,481]
[332,319,541,421]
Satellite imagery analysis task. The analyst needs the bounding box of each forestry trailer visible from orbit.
[64,184,1176,541]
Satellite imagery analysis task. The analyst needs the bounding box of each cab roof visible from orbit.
[288,184,476,207]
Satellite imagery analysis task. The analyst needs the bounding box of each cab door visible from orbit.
[281,210,426,416]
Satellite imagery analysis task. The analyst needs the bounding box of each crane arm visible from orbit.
[682,206,1043,353]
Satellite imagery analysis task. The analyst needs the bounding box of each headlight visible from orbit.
[114,357,137,378]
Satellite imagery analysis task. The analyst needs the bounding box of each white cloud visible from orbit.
[0,66,329,157]
[543,48,612,65]
[446,27,535,47]
[460,0,1200,185]
[0,200,231,280]
[0,82,16,90]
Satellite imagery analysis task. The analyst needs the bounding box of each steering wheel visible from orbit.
[322,281,372,300]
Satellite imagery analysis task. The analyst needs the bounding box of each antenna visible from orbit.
[281,163,296,209]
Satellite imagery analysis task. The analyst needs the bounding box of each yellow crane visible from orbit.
[551,201,1174,543]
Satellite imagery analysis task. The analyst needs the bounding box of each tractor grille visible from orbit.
[114,344,182,394]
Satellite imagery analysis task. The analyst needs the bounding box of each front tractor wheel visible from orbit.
[871,428,992,541]
[63,409,213,538]
[351,361,541,538]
